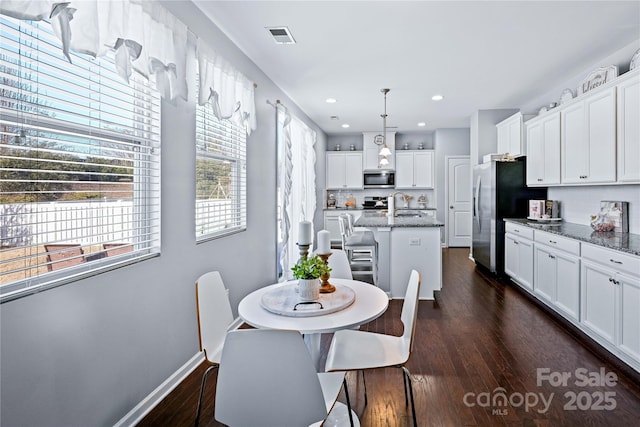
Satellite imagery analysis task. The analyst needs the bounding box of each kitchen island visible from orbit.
[355,210,444,299]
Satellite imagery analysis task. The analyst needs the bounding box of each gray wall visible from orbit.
[0,2,326,426]
[434,128,471,241]
[469,108,519,166]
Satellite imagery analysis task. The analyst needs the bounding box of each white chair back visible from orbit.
[344,212,355,234]
[328,249,353,279]
[215,329,329,427]
[337,215,349,249]
[195,271,234,364]
[401,270,421,353]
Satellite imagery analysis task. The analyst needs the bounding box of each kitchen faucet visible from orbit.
[388,191,408,217]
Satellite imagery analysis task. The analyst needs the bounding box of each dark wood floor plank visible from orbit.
[138,248,640,427]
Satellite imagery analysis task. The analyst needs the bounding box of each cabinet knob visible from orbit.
[514,241,519,245]
[537,178,543,182]
[450,206,454,209]
[548,254,555,259]
[609,258,623,265]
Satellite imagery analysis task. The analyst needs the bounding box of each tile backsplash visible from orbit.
[548,185,640,234]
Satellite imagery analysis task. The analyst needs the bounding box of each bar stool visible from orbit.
[338,215,378,286]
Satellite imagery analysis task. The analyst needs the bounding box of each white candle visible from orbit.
[317,230,331,254]
[298,221,312,245]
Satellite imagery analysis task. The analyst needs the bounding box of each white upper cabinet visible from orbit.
[617,70,640,183]
[526,111,560,186]
[395,151,434,189]
[497,112,524,156]
[326,152,363,189]
[561,87,616,184]
[362,131,395,170]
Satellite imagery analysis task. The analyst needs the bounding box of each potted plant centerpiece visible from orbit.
[291,255,331,301]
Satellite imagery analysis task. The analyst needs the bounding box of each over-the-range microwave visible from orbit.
[363,170,395,188]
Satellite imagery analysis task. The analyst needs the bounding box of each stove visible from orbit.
[362,196,388,210]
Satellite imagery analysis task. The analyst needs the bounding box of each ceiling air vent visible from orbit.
[267,27,296,44]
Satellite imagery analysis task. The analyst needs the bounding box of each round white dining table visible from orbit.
[239,278,389,335]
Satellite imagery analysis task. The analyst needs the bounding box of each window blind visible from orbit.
[0,16,161,301]
[195,99,246,241]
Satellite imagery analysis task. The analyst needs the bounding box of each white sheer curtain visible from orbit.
[1,0,188,101]
[277,109,317,280]
[196,39,256,135]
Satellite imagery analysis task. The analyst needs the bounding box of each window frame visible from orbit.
[0,16,161,302]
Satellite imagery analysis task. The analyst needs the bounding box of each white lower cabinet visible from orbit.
[504,222,640,372]
[323,210,363,243]
[504,223,535,291]
[534,243,580,322]
[581,244,640,367]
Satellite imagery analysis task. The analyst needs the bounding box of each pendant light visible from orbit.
[377,89,391,166]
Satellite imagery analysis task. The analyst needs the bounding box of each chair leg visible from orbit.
[402,366,409,407]
[402,366,418,427]
[343,378,355,427]
[194,364,218,427]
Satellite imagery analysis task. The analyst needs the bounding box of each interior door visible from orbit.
[447,156,471,247]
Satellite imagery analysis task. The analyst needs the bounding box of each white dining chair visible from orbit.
[325,270,421,427]
[215,329,354,427]
[327,249,353,279]
[194,271,240,427]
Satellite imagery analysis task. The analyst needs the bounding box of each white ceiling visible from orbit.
[192,1,640,135]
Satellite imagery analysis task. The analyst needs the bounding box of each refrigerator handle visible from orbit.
[474,175,481,229]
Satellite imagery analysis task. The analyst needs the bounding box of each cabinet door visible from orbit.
[497,122,509,154]
[504,234,519,279]
[517,237,534,291]
[526,119,545,185]
[326,153,347,189]
[508,117,523,156]
[344,153,363,189]
[619,273,640,362]
[324,212,342,242]
[618,73,640,183]
[364,146,380,170]
[413,151,434,188]
[534,245,556,303]
[581,260,617,344]
[562,101,588,183]
[395,152,415,188]
[542,113,561,185]
[526,113,559,186]
[554,251,580,322]
[585,88,616,183]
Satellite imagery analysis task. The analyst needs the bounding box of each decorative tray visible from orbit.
[527,217,562,223]
[260,283,355,317]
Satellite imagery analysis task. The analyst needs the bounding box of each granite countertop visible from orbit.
[504,218,640,256]
[355,210,444,228]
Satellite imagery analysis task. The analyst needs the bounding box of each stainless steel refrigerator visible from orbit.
[472,158,547,274]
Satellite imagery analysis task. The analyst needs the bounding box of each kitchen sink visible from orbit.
[395,211,425,218]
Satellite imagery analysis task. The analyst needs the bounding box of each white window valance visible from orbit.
[197,39,257,135]
[0,0,188,102]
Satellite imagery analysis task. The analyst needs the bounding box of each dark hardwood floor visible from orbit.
[138,248,640,426]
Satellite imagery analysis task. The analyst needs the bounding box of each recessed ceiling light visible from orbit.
[341,124,350,128]
[417,122,426,127]
[330,115,340,120]
[326,98,337,104]
[432,94,444,101]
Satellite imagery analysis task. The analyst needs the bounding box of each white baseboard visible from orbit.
[113,351,205,427]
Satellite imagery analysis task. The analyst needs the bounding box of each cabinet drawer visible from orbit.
[505,222,534,240]
[534,230,580,255]
[582,243,640,277]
